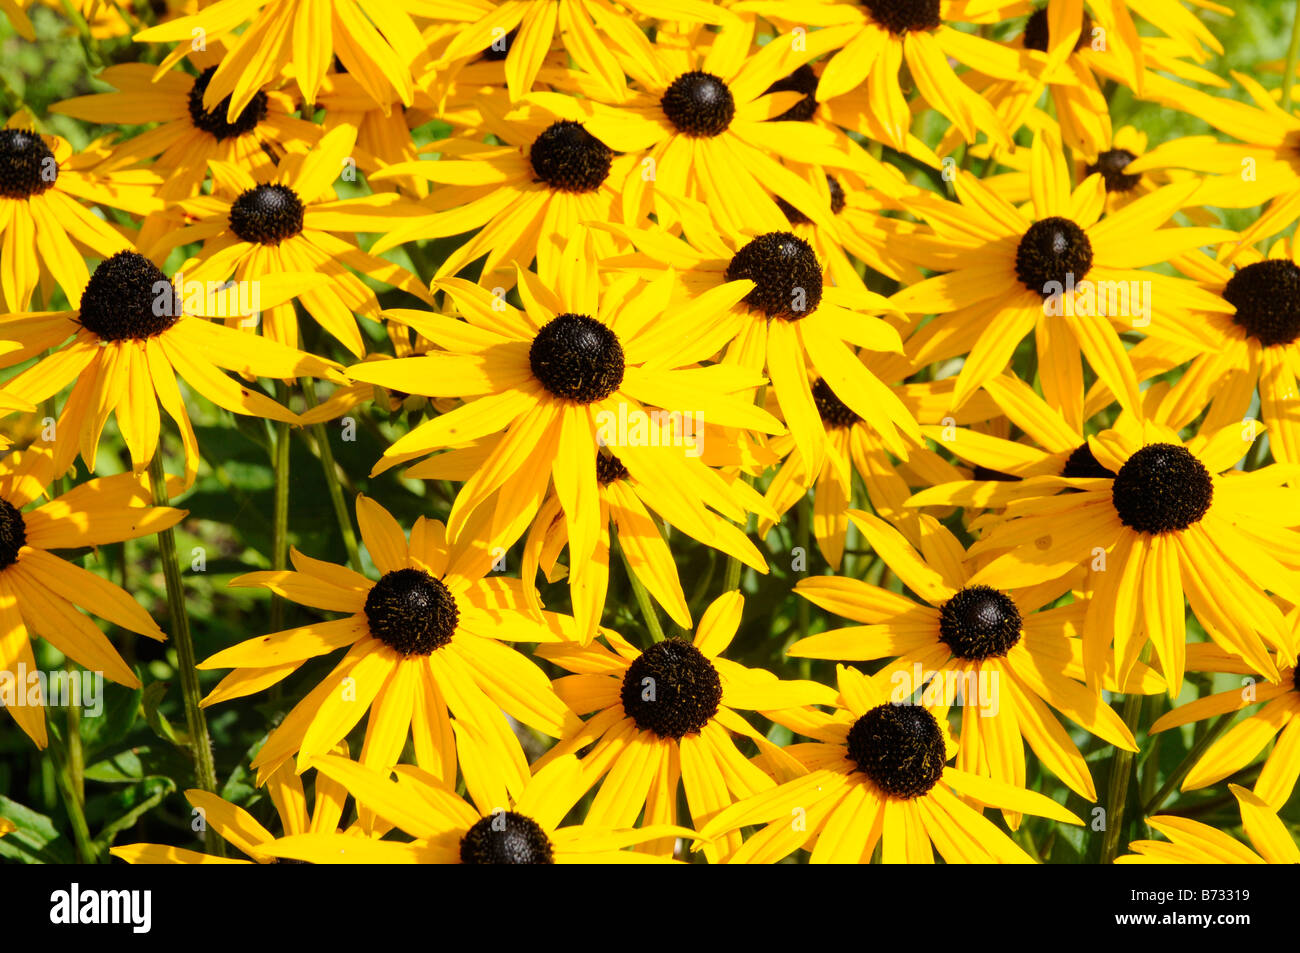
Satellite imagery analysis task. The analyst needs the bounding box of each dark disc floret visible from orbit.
[620,639,722,740]
[938,585,1022,660]
[776,174,846,226]
[529,120,613,193]
[363,567,459,656]
[0,498,27,569]
[0,128,56,199]
[725,231,823,320]
[846,703,947,799]
[764,63,819,122]
[596,451,629,485]
[78,251,180,341]
[187,66,269,141]
[1061,441,1116,479]
[228,183,305,245]
[1085,149,1141,194]
[1222,259,1300,348]
[459,812,555,864]
[529,313,625,403]
[1015,216,1093,298]
[1023,7,1094,53]
[661,71,735,138]
[1111,443,1213,534]
[863,0,941,34]
[812,378,860,429]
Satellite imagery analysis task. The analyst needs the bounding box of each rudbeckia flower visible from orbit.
[1119,784,1299,864]
[893,127,1230,415]
[262,753,701,863]
[134,0,437,120]
[365,100,639,286]
[0,443,184,748]
[110,757,359,864]
[530,20,865,235]
[1149,638,1300,810]
[0,250,341,486]
[351,250,783,564]
[0,114,163,311]
[1140,243,1300,466]
[969,417,1300,694]
[697,664,1082,863]
[51,59,323,200]
[153,125,435,357]
[789,510,1163,814]
[198,494,582,795]
[535,592,836,862]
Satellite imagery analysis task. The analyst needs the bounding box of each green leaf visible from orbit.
[0,795,76,865]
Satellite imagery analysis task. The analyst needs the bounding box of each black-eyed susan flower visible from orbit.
[109,757,359,864]
[893,127,1229,415]
[351,251,782,563]
[969,417,1300,694]
[1119,784,1299,865]
[199,494,583,796]
[134,0,435,119]
[52,59,323,200]
[1149,638,1300,810]
[697,664,1082,862]
[0,114,163,311]
[789,510,1163,814]
[262,752,700,863]
[0,250,341,486]
[536,592,836,862]
[366,100,638,286]
[154,125,435,357]
[0,442,183,748]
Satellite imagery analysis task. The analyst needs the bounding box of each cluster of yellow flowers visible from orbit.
[0,0,1298,865]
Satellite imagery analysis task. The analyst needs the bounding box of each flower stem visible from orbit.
[51,729,95,864]
[270,381,293,634]
[147,447,223,855]
[1099,687,1144,863]
[1284,5,1300,112]
[1142,711,1236,816]
[615,535,666,644]
[299,378,362,572]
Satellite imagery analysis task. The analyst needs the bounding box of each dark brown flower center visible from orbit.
[228,184,305,245]
[529,313,625,403]
[1111,443,1213,534]
[661,71,735,138]
[1023,7,1094,53]
[529,120,613,193]
[938,586,1022,660]
[1015,216,1093,298]
[725,232,823,320]
[188,66,268,141]
[364,568,459,656]
[0,128,56,198]
[78,251,180,341]
[863,0,941,34]
[459,812,554,864]
[1222,259,1300,348]
[0,498,27,569]
[1085,149,1141,194]
[620,639,722,740]
[847,703,946,799]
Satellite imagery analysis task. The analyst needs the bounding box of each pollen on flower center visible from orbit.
[938,585,1022,660]
[188,66,269,141]
[529,120,613,193]
[661,70,735,138]
[1023,7,1094,53]
[596,451,629,485]
[1015,216,1094,299]
[529,313,625,404]
[78,251,181,342]
[363,567,459,656]
[1111,443,1213,534]
[0,128,56,199]
[459,812,555,864]
[812,378,860,429]
[1085,149,1141,194]
[0,498,27,569]
[228,183,305,245]
[620,639,722,740]
[863,0,941,34]
[847,703,946,800]
[726,231,824,320]
[777,174,846,226]
[1222,259,1300,348]
[1061,441,1116,479]
[765,64,819,122]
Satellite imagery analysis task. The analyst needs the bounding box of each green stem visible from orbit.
[147,448,223,855]
[1142,712,1236,816]
[300,378,361,572]
[51,731,95,864]
[615,535,666,644]
[65,666,84,805]
[1284,4,1300,112]
[270,381,293,634]
[1099,688,1144,863]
